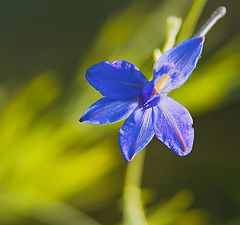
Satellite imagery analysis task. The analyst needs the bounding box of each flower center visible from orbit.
[155,74,171,93]
[139,74,171,109]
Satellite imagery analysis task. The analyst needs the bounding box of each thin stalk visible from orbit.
[194,6,226,37]
[153,16,182,63]
[123,150,148,225]
[162,17,182,52]
[123,14,183,225]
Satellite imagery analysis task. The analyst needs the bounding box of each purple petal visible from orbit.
[86,60,148,100]
[119,107,154,161]
[152,96,194,156]
[139,81,161,108]
[153,37,204,92]
[80,97,138,124]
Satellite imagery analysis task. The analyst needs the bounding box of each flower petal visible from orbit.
[80,97,138,124]
[119,107,154,161]
[86,60,148,100]
[153,37,204,92]
[152,96,194,156]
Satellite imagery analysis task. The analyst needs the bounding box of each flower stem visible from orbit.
[123,150,148,225]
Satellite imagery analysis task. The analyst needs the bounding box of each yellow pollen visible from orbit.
[155,74,170,92]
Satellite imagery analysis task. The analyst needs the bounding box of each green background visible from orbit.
[0,0,239,224]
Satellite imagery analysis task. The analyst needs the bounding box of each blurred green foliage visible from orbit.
[0,74,118,224]
[0,0,239,224]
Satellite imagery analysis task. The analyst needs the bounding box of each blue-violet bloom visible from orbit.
[80,37,205,161]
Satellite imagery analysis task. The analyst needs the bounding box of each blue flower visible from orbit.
[80,37,205,161]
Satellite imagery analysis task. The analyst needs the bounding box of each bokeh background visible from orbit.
[0,0,239,224]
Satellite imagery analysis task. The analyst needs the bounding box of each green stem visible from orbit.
[123,12,184,225]
[123,1,209,225]
[123,150,148,225]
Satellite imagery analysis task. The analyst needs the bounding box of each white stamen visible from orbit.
[194,6,226,37]
[153,48,162,62]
